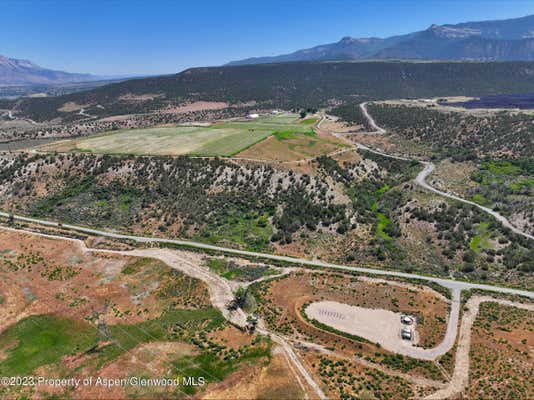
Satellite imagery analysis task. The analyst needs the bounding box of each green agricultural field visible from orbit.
[0,315,96,376]
[43,113,312,157]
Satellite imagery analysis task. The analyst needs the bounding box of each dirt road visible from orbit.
[415,162,534,240]
[1,211,532,300]
[1,225,532,400]
[305,288,460,361]
[291,337,446,389]
[0,226,326,400]
[357,102,534,241]
[425,296,534,400]
[359,102,385,134]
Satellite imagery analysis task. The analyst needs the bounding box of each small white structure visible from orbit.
[271,110,280,115]
[247,113,259,119]
[401,315,414,325]
[401,327,413,340]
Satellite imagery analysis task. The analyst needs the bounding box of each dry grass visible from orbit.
[238,130,347,162]
[0,229,210,331]
[467,302,534,399]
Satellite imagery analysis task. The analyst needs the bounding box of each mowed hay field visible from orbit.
[43,113,315,157]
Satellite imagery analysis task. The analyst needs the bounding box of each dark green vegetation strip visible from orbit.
[317,151,420,264]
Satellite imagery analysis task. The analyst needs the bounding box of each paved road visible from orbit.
[357,102,534,241]
[1,211,532,299]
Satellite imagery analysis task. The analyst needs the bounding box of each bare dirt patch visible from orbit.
[118,93,163,102]
[253,271,448,382]
[431,160,477,197]
[305,300,415,352]
[58,102,84,112]
[465,300,533,399]
[208,325,255,350]
[160,101,229,114]
[320,116,364,133]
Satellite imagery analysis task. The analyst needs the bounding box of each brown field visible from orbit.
[319,116,365,133]
[467,302,533,399]
[0,229,302,400]
[58,101,85,112]
[59,342,197,399]
[301,352,435,399]
[238,130,348,162]
[0,229,209,330]
[159,101,229,114]
[252,271,450,382]
[204,352,306,400]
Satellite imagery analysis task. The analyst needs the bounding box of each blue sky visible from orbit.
[2,0,533,76]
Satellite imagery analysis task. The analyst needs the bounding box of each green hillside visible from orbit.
[6,61,534,122]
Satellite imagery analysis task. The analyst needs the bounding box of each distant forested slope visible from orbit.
[367,103,534,158]
[5,61,534,122]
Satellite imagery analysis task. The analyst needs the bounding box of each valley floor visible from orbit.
[0,223,532,399]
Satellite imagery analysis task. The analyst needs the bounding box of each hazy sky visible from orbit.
[2,0,534,76]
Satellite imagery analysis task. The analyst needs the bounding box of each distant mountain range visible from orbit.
[0,55,101,86]
[228,14,534,65]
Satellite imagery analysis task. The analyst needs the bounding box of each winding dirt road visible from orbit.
[359,102,385,134]
[0,225,325,400]
[425,296,534,400]
[1,222,532,400]
[2,106,533,398]
[357,102,534,241]
[415,162,534,240]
